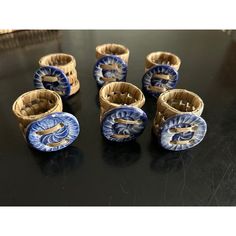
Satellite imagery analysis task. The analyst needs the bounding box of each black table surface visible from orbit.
[0,30,235,206]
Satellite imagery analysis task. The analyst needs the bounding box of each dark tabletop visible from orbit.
[0,30,235,206]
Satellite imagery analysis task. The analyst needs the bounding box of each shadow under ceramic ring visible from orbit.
[93,55,128,86]
[34,66,71,97]
[160,113,207,151]
[101,106,147,142]
[26,112,80,152]
[142,64,178,98]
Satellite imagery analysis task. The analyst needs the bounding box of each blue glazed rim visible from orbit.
[101,106,148,142]
[93,55,128,87]
[26,112,80,152]
[142,64,179,98]
[34,66,71,98]
[159,113,207,151]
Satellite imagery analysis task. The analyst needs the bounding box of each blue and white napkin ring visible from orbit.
[142,64,179,98]
[12,89,80,152]
[143,51,181,98]
[34,53,80,97]
[94,43,130,86]
[34,66,71,97]
[153,89,207,151]
[99,82,147,142]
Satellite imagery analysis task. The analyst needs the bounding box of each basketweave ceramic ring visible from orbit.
[142,51,181,98]
[12,89,80,152]
[99,82,147,142]
[153,89,207,151]
[94,43,130,86]
[145,51,181,72]
[34,53,80,97]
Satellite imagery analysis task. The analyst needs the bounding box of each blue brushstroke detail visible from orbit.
[101,106,147,142]
[93,55,127,86]
[160,113,207,151]
[142,64,178,98]
[26,112,80,152]
[34,66,71,97]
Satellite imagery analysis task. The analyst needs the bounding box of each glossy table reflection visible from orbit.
[0,30,236,206]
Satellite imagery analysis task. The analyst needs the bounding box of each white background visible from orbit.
[0,0,236,235]
[0,0,235,29]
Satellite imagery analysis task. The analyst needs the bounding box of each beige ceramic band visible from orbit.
[145,51,181,72]
[96,43,130,64]
[39,53,80,96]
[12,89,62,135]
[153,89,204,136]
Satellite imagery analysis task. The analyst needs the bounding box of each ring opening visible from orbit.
[162,90,202,113]
[14,90,59,117]
[97,44,128,56]
[146,52,181,70]
[100,82,143,106]
[40,54,73,67]
[150,53,178,66]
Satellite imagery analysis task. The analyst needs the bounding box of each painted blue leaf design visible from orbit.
[142,64,179,98]
[102,106,147,142]
[93,55,127,86]
[34,66,71,97]
[26,112,80,152]
[160,113,207,151]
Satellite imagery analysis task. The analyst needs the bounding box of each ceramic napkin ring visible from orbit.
[34,53,80,98]
[142,51,181,98]
[153,89,207,151]
[12,89,80,152]
[93,43,130,86]
[99,82,147,142]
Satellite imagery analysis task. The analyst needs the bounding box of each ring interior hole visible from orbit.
[170,139,195,144]
[165,95,200,113]
[42,75,58,82]
[36,122,64,135]
[18,94,57,116]
[101,45,126,56]
[106,91,137,105]
[44,55,72,67]
[109,63,120,69]
[152,54,177,66]
[101,63,118,71]
[46,138,69,147]
[169,123,197,133]
[114,118,142,125]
